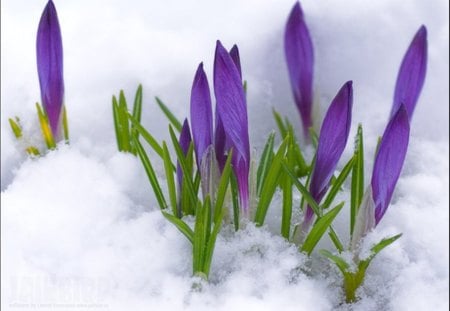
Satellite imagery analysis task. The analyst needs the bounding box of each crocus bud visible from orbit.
[351,105,410,250]
[284,1,314,139]
[214,40,250,215]
[391,26,427,121]
[37,0,64,141]
[302,81,353,233]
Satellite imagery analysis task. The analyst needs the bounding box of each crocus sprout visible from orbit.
[391,26,427,120]
[37,0,65,142]
[284,1,314,139]
[299,81,353,237]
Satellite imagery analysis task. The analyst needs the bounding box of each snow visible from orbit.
[1,0,449,310]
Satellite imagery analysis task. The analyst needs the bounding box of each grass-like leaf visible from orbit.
[319,249,350,275]
[213,151,233,223]
[272,108,288,138]
[112,96,123,151]
[128,113,165,159]
[118,91,131,152]
[130,84,143,153]
[9,117,22,139]
[161,211,194,244]
[133,136,167,210]
[283,161,321,217]
[350,124,364,235]
[36,102,56,150]
[62,105,69,142]
[155,97,182,133]
[301,202,344,255]
[230,171,240,231]
[256,132,275,196]
[169,126,198,211]
[321,156,354,211]
[254,137,288,226]
[281,134,295,239]
[162,142,178,216]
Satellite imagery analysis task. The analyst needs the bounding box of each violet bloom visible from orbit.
[189,42,248,213]
[284,1,314,139]
[177,119,192,188]
[37,0,64,140]
[303,81,353,232]
[214,40,250,214]
[351,105,410,249]
[391,26,427,120]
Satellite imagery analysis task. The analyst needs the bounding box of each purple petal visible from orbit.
[305,81,353,223]
[229,44,242,79]
[372,105,410,225]
[177,119,192,188]
[214,112,228,171]
[213,40,250,212]
[284,1,314,138]
[37,0,64,139]
[190,63,213,169]
[391,25,427,120]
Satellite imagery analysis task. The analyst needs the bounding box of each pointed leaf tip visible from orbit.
[372,105,410,224]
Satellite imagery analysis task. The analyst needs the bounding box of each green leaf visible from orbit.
[361,233,402,268]
[62,105,69,142]
[230,171,240,231]
[283,162,321,217]
[281,134,295,239]
[319,249,350,275]
[133,136,167,210]
[112,96,123,151]
[161,211,194,244]
[203,200,225,278]
[254,137,288,226]
[128,113,165,160]
[130,84,143,154]
[155,97,182,132]
[351,124,364,235]
[36,102,56,150]
[308,127,319,150]
[301,202,344,255]
[328,227,345,253]
[162,142,178,216]
[256,132,275,196]
[169,126,198,211]
[321,156,355,211]
[9,117,22,139]
[214,151,233,223]
[272,109,287,138]
[118,91,131,152]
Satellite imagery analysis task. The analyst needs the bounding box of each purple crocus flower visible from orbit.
[391,26,427,120]
[372,105,410,224]
[303,81,353,231]
[190,63,213,170]
[284,1,314,139]
[37,0,64,140]
[188,41,249,214]
[214,40,250,214]
[351,105,410,249]
[177,119,192,188]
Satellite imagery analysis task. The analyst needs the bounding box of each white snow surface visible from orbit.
[1,0,449,310]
